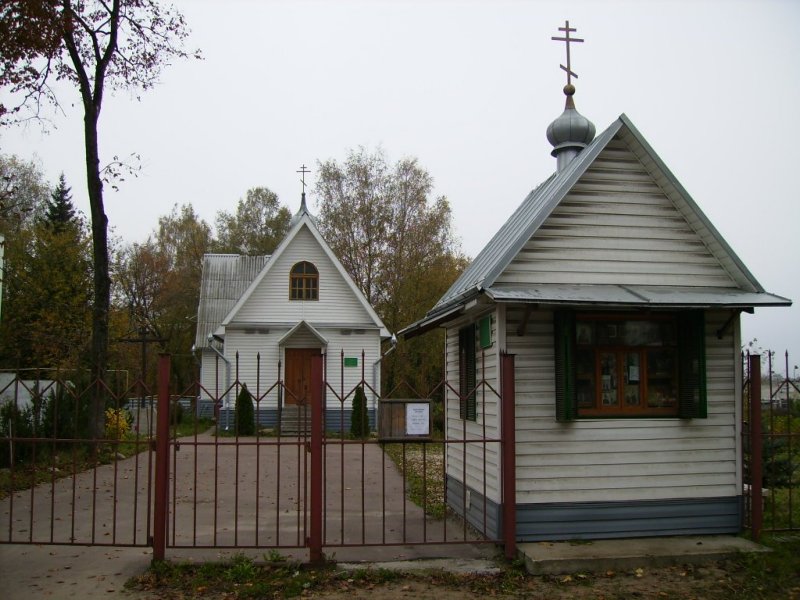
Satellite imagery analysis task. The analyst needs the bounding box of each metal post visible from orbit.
[308,354,324,563]
[152,354,171,561]
[749,354,763,542]
[501,353,517,560]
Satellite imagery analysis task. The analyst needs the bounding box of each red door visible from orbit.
[284,348,319,405]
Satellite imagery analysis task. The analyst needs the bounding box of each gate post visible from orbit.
[749,354,763,542]
[308,354,324,563]
[153,354,171,561]
[501,353,517,560]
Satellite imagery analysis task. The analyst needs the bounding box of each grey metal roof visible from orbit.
[399,113,792,338]
[194,254,270,348]
[433,117,621,313]
[485,285,792,308]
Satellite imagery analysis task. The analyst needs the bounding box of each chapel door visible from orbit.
[284,348,319,405]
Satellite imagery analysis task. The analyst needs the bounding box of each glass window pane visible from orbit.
[600,352,618,407]
[576,348,595,408]
[624,352,641,406]
[647,349,678,408]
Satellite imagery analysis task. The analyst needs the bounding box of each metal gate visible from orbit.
[742,351,799,540]
[2,353,516,560]
[155,353,517,561]
[1,371,156,547]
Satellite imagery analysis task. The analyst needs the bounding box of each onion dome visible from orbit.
[546,84,596,170]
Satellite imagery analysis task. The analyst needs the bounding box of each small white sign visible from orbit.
[406,403,430,436]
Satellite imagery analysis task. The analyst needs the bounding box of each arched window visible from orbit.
[290,261,319,300]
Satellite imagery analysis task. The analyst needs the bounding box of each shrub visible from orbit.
[170,401,184,425]
[350,385,369,439]
[235,385,255,436]
[0,402,37,465]
[104,407,131,440]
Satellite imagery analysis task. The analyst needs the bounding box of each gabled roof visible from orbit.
[278,320,328,346]
[400,114,791,338]
[194,254,271,349]
[220,211,390,338]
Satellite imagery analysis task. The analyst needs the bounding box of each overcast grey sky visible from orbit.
[2,0,798,363]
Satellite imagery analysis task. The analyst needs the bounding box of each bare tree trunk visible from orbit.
[82,103,109,439]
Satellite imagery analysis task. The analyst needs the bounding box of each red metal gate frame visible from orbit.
[152,352,517,561]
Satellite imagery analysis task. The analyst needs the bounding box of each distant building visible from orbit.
[194,194,391,431]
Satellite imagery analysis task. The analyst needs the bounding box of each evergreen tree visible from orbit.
[235,385,256,436]
[350,385,369,439]
[44,173,76,231]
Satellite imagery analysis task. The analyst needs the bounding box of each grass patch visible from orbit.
[382,441,446,518]
[725,535,800,598]
[762,487,800,531]
[129,554,401,599]
[126,538,800,600]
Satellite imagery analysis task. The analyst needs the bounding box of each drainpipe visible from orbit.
[207,334,232,431]
[372,334,397,425]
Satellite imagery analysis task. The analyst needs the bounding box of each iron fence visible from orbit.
[742,351,799,539]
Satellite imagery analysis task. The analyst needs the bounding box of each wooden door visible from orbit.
[284,348,319,405]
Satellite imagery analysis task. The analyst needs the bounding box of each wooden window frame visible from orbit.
[290,261,319,301]
[555,309,707,421]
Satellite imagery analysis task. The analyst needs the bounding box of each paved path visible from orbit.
[0,433,494,598]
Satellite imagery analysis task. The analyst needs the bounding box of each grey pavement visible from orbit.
[0,434,768,597]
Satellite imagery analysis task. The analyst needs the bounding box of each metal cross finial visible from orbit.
[297,164,311,191]
[551,20,584,87]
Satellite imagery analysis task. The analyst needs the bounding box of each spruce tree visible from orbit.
[45,173,77,232]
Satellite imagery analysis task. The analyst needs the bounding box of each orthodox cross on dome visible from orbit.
[297,164,311,191]
[551,20,584,89]
[296,164,311,212]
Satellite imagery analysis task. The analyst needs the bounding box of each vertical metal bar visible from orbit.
[153,353,171,562]
[787,351,795,529]
[309,353,324,563]
[749,354,763,542]
[422,442,427,542]
[481,351,488,537]
[402,442,407,541]
[170,396,178,547]
[112,393,120,544]
[276,360,283,546]
[339,351,345,543]
[501,353,517,560]
[91,440,98,544]
[132,377,141,544]
[255,353,261,547]
[28,415,36,543]
[49,386,57,543]
[381,446,387,544]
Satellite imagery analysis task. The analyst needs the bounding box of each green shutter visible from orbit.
[459,325,477,421]
[479,315,492,349]
[677,310,707,419]
[554,310,577,422]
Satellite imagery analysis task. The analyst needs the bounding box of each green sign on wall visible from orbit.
[344,357,358,368]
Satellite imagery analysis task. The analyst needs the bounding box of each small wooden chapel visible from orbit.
[400,22,791,540]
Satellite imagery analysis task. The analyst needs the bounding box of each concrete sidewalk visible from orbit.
[518,535,768,575]
[0,535,767,599]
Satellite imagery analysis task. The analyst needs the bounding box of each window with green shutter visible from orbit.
[554,310,707,420]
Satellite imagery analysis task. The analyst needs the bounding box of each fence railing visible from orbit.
[742,351,799,539]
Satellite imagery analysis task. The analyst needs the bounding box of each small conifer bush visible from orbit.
[350,385,370,439]
[235,385,256,436]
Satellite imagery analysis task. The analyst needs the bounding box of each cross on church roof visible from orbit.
[297,164,311,191]
[552,20,584,87]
